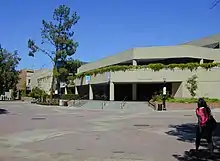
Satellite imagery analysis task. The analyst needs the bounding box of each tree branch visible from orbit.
[210,0,220,9]
[38,48,54,61]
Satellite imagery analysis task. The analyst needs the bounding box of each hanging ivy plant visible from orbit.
[68,62,220,80]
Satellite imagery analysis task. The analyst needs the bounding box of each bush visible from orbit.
[29,87,48,99]
[185,75,198,98]
[151,96,220,103]
[60,94,79,100]
[166,97,197,103]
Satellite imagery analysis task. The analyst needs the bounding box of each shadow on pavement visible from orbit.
[166,122,220,161]
[173,149,220,161]
[0,108,9,114]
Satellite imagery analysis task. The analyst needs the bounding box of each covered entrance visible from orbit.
[137,83,172,101]
[92,83,109,100]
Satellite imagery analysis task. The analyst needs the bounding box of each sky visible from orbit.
[0,0,220,70]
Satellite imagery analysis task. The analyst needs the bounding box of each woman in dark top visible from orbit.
[195,98,216,153]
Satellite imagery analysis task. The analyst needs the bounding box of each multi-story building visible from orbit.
[17,69,34,95]
[74,34,220,101]
[30,68,53,95]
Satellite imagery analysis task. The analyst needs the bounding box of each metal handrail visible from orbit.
[101,95,108,109]
[147,101,157,110]
[74,95,88,106]
[120,96,127,109]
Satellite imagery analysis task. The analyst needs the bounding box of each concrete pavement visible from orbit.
[0,101,219,161]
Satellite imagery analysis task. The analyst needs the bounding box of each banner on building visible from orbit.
[85,75,91,84]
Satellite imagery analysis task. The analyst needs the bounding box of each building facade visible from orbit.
[30,68,53,95]
[74,34,220,101]
[17,69,34,96]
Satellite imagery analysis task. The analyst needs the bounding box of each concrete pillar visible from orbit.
[132,59,137,66]
[200,59,204,64]
[64,87,67,94]
[109,82,114,101]
[132,84,137,101]
[75,86,78,95]
[89,84,93,100]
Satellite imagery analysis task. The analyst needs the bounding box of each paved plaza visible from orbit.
[0,101,220,161]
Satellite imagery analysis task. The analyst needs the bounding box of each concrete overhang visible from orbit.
[78,45,220,73]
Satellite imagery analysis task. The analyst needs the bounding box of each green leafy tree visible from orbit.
[0,45,21,96]
[61,58,86,84]
[185,74,198,98]
[66,58,86,75]
[29,87,48,100]
[28,5,80,101]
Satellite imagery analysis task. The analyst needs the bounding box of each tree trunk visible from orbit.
[50,76,54,102]
[50,67,55,102]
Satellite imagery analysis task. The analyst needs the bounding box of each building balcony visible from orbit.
[75,67,220,86]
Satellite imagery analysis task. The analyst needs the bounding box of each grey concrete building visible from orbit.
[30,68,53,95]
[75,34,220,101]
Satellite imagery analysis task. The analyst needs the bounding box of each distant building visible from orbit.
[30,68,53,95]
[17,69,34,95]
[75,34,220,101]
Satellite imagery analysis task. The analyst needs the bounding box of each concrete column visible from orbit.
[75,86,78,95]
[64,87,67,94]
[132,83,137,101]
[200,59,204,64]
[89,84,93,100]
[109,82,114,101]
[132,59,137,66]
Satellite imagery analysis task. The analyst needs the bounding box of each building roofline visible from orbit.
[180,34,220,46]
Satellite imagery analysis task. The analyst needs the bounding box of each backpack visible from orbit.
[196,107,209,127]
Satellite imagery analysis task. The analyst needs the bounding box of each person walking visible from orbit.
[195,98,217,153]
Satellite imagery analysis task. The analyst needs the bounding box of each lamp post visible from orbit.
[162,78,166,110]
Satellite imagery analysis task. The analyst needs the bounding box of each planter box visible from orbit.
[160,102,220,110]
[208,102,220,109]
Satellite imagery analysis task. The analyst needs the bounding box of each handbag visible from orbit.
[209,115,217,131]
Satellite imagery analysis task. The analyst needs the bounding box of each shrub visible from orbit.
[185,74,198,98]
[29,87,48,99]
[60,94,79,100]
[150,96,220,103]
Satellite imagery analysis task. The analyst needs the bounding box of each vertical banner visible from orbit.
[85,75,91,84]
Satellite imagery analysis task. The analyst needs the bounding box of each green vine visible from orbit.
[68,62,220,80]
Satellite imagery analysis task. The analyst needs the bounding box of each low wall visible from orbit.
[165,102,220,110]
[21,97,34,102]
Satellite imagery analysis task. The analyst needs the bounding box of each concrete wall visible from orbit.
[77,46,220,73]
[30,69,53,95]
[75,72,109,85]
[75,67,220,99]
